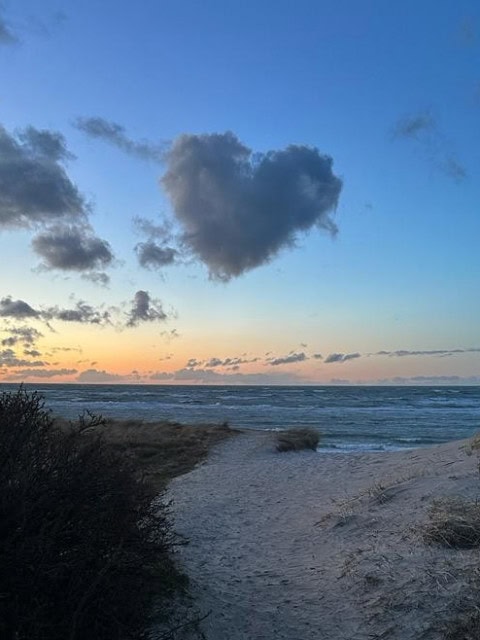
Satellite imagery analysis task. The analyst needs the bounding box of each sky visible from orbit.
[0,0,479,386]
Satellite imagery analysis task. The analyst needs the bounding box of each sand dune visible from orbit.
[167,432,480,639]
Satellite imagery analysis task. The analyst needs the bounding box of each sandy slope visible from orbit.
[167,432,480,640]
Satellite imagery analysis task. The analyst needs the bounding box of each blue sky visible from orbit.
[0,0,479,385]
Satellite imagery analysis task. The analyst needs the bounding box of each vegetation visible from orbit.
[0,387,221,640]
[275,427,320,452]
[443,608,480,640]
[423,497,480,549]
[83,418,237,491]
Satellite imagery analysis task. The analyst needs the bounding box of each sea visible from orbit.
[1,384,479,453]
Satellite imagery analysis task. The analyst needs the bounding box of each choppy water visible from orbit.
[1,384,479,452]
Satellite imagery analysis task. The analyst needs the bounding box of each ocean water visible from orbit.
[1,384,479,452]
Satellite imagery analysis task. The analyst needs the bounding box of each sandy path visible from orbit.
[167,432,480,639]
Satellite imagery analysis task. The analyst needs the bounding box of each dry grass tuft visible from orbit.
[423,497,480,549]
[275,427,320,452]
[443,606,480,640]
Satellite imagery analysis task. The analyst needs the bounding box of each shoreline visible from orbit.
[167,431,480,639]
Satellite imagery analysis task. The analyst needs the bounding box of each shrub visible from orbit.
[275,427,320,452]
[423,498,480,549]
[0,387,185,640]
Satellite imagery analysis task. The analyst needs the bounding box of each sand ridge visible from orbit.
[167,432,480,639]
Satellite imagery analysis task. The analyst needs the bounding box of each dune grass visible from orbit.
[275,427,320,452]
[81,417,238,491]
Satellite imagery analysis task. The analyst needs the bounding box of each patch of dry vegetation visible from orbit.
[443,607,480,640]
[83,418,238,491]
[423,498,480,549]
[275,427,320,452]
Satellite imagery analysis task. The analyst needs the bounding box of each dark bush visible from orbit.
[275,427,320,452]
[0,388,184,640]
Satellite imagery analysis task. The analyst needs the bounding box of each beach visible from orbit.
[168,431,480,639]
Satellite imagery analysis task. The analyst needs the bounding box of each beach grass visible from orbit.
[83,417,238,491]
[275,427,320,452]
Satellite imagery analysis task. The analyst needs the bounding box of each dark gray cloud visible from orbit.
[126,290,167,327]
[325,352,361,364]
[204,357,223,368]
[0,348,45,368]
[268,352,308,366]
[186,358,202,368]
[133,217,179,271]
[0,125,87,228]
[1,326,43,347]
[32,225,113,271]
[0,296,40,319]
[161,132,342,280]
[0,295,114,327]
[135,241,177,270]
[393,111,466,181]
[375,348,480,358]
[24,348,41,357]
[44,301,111,325]
[312,353,323,359]
[74,117,165,162]
[185,355,259,369]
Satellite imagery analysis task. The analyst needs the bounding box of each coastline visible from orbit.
[167,431,480,639]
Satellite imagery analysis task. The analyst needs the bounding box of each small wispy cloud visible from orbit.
[267,352,308,366]
[1,326,43,347]
[393,110,467,182]
[43,301,111,325]
[324,352,361,364]
[74,117,165,162]
[374,348,480,358]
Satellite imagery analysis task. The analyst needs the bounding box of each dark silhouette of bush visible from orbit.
[0,387,185,640]
[275,427,320,452]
